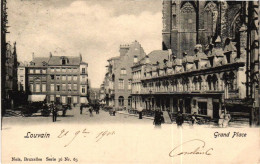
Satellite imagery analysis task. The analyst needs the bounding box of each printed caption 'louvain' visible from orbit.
[24,132,50,138]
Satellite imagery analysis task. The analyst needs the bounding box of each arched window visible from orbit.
[118,96,124,107]
[207,75,212,90]
[172,2,177,29]
[204,2,218,44]
[180,2,197,55]
[212,74,218,91]
[198,76,202,91]
[193,77,198,91]
[229,72,236,90]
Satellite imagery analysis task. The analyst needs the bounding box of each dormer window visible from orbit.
[134,56,138,63]
[42,61,47,66]
[62,59,66,65]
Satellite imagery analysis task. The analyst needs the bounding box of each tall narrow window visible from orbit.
[42,84,46,92]
[128,80,132,90]
[68,84,72,91]
[50,84,55,91]
[119,79,124,89]
[82,86,86,93]
[62,84,66,91]
[30,83,34,92]
[73,84,77,91]
[118,96,124,107]
[172,3,177,28]
[56,84,60,91]
[82,68,86,74]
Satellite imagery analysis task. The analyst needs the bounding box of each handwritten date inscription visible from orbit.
[57,129,115,147]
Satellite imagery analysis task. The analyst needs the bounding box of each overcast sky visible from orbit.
[7,0,162,88]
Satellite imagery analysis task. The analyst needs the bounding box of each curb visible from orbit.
[117,111,154,120]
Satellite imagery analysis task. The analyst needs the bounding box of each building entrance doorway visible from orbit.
[56,97,60,103]
[213,102,220,118]
[68,97,72,104]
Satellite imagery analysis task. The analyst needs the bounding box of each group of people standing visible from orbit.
[152,107,232,128]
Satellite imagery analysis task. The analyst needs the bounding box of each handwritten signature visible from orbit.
[57,129,115,147]
[169,139,213,157]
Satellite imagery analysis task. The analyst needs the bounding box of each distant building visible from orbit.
[103,41,146,108]
[89,88,100,103]
[27,54,89,105]
[4,42,18,109]
[99,83,106,104]
[17,62,28,92]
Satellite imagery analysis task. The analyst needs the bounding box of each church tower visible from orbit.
[162,0,172,50]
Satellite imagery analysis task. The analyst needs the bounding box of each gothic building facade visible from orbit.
[131,1,258,120]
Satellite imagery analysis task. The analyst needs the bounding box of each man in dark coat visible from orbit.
[52,103,57,122]
[176,112,184,127]
[153,110,162,127]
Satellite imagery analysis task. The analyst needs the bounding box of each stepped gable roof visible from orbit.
[152,64,157,71]
[224,42,236,53]
[167,61,172,67]
[194,52,208,60]
[172,58,182,66]
[48,56,81,66]
[145,65,152,72]
[29,57,49,67]
[212,48,224,57]
[159,62,165,69]
[147,50,168,64]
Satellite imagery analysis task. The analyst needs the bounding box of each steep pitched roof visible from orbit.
[29,57,49,67]
[48,56,81,66]
[147,50,169,64]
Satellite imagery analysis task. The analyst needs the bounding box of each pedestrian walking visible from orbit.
[52,103,57,122]
[218,110,225,127]
[96,106,100,114]
[89,106,93,117]
[223,111,231,128]
[80,105,83,114]
[176,112,184,128]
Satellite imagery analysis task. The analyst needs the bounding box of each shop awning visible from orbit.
[28,95,46,102]
[80,97,89,104]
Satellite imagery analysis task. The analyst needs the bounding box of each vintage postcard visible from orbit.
[1,0,259,163]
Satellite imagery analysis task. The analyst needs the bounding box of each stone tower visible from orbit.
[162,0,172,51]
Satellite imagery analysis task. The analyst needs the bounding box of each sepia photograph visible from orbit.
[1,0,259,163]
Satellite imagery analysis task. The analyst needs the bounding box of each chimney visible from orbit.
[49,52,52,58]
[32,52,35,60]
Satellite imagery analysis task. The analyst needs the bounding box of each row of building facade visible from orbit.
[17,54,89,105]
[100,1,259,120]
